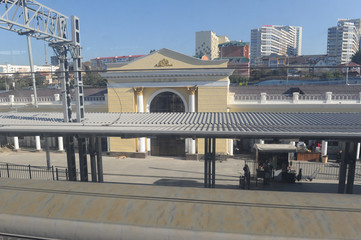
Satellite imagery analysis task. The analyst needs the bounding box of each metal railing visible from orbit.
[291,161,341,180]
[233,93,360,103]
[266,94,292,101]
[0,162,70,181]
[234,94,260,101]
[84,96,105,101]
[242,159,361,181]
[299,94,325,101]
[332,94,358,101]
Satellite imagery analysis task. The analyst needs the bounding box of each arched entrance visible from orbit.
[149,91,186,156]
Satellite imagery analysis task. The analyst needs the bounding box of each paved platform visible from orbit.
[1,178,361,239]
[1,149,361,194]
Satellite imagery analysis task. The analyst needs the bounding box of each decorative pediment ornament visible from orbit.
[155,58,173,67]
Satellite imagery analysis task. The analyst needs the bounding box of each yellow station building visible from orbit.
[102,48,235,158]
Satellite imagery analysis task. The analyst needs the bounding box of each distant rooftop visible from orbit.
[91,55,145,61]
[218,41,250,47]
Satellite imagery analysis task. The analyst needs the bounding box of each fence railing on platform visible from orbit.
[242,159,361,181]
[0,162,71,181]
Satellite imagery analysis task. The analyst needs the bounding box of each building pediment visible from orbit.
[106,48,228,70]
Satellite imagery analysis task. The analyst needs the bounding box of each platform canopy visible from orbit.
[0,111,361,140]
[254,144,297,152]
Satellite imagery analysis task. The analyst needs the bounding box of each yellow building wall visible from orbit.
[107,88,135,112]
[197,86,228,112]
[197,86,229,154]
[108,87,136,152]
[109,137,137,153]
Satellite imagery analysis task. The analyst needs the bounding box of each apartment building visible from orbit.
[195,31,230,60]
[250,25,302,65]
[327,19,361,64]
[218,41,250,59]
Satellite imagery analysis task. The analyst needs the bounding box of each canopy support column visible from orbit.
[89,136,97,182]
[96,137,104,182]
[65,136,77,181]
[78,137,88,182]
[204,137,216,188]
[346,141,358,194]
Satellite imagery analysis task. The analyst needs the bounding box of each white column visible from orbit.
[35,136,41,151]
[357,143,360,160]
[228,139,234,156]
[259,139,265,144]
[187,86,197,154]
[58,136,64,151]
[322,140,328,156]
[13,136,20,150]
[134,87,146,153]
[189,94,195,112]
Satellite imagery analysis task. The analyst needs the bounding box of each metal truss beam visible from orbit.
[0,0,69,42]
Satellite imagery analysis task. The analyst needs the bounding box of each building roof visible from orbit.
[229,85,361,95]
[106,48,228,70]
[218,41,250,47]
[0,111,361,140]
[91,55,145,61]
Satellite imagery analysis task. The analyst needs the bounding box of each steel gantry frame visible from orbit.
[0,0,97,183]
[0,0,84,122]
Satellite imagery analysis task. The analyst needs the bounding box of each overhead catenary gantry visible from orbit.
[0,0,91,182]
[0,0,84,122]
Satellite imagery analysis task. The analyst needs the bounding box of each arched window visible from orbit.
[150,91,185,112]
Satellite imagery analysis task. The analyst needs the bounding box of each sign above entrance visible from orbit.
[155,58,173,67]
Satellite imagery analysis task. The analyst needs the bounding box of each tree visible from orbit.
[229,75,248,86]
[352,50,361,65]
[83,66,106,87]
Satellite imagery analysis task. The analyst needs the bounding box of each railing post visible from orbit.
[52,166,55,180]
[28,164,32,179]
[31,94,35,105]
[293,92,299,104]
[6,163,9,178]
[260,92,267,103]
[9,95,14,107]
[326,92,332,103]
[54,94,60,102]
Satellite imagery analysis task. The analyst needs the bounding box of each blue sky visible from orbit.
[1,0,361,65]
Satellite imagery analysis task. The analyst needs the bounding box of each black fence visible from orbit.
[243,159,361,181]
[0,162,70,181]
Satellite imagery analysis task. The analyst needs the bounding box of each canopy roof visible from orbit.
[254,144,297,152]
[0,111,360,140]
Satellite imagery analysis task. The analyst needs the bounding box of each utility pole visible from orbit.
[22,1,38,107]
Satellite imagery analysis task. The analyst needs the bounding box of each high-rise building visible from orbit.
[195,31,230,60]
[250,25,302,65]
[327,19,361,64]
[218,41,250,59]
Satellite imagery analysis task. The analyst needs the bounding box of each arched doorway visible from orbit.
[149,91,186,156]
